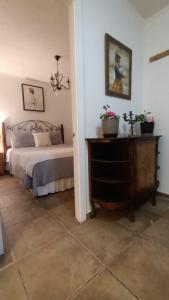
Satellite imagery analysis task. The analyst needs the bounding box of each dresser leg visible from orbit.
[128,206,135,222]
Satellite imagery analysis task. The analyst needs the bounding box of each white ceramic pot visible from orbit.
[102,118,119,138]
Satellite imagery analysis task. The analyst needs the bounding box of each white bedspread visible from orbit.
[7,145,73,177]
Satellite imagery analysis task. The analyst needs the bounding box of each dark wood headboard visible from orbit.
[2,120,64,154]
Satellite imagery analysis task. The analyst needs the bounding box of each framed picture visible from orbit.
[105,33,132,100]
[22,84,45,112]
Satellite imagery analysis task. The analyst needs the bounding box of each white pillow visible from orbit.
[33,132,52,147]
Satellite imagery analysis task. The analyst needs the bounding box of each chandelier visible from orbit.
[50,55,71,91]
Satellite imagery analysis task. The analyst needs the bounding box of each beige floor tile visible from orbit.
[6,215,67,259]
[0,175,17,183]
[1,200,46,227]
[117,207,158,234]
[0,224,13,270]
[40,189,74,210]
[50,198,79,230]
[2,176,169,300]
[72,217,134,265]
[39,193,64,209]
[0,175,18,187]
[161,208,169,220]
[143,216,169,249]
[18,235,102,300]
[0,190,32,209]
[0,186,24,197]
[0,251,13,271]
[39,189,77,229]
[109,238,169,300]
[0,266,27,300]
[143,196,169,216]
[0,178,24,196]
[72,269,136,300]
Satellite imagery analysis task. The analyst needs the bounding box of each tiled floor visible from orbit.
[0,176,169,299]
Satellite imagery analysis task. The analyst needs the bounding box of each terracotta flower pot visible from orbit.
[140,122,154,135]
[102,118,119,138]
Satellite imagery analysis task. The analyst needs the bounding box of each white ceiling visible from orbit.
[128,0,169,18]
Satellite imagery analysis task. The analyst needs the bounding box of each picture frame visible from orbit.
[22,84,45,112]
[105,33,132,100]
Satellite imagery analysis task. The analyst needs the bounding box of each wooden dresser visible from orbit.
[86,136,161,222]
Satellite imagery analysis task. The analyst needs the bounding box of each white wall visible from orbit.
[0,0,72,144]
[82,0,144,137]
[73,0,144,218]
[0,73,72,144]
[143,5,169,194]
[0,0,70,81]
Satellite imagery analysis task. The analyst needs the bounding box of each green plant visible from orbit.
[100,105,120,120]
[136,111,154,123]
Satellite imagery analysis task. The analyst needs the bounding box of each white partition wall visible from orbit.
[68,0,144,221]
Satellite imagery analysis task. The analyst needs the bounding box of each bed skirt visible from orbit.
[36,177,74,196]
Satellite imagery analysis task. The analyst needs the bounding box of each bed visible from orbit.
[5,120,74,197]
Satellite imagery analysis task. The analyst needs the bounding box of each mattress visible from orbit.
[6,145,74,196]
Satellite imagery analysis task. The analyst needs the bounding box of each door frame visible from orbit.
[68,0,89,222]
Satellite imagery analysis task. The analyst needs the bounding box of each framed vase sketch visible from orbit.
[22,84,45,112]
[105,33,132,100]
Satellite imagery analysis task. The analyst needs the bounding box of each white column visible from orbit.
[69,0,89,222]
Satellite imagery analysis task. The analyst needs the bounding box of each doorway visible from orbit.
[68,0,89,223]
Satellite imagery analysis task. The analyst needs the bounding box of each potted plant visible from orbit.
[136,111,154,135]
[100,105,120,138]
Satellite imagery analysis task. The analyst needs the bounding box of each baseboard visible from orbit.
[156,191,169,199]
